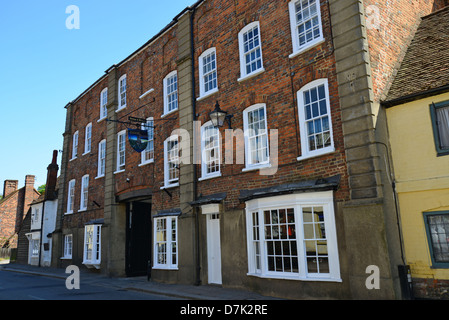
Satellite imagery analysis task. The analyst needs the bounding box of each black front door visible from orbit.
[126,201,152,277]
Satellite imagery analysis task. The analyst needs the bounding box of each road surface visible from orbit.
[0,268,178,300]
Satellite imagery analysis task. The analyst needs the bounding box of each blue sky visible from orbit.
[0,0,195,193]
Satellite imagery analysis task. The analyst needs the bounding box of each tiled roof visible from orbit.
[0,189,20,206]
[384,6,449,105]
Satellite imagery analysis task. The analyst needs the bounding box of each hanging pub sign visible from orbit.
[128,128,149,153]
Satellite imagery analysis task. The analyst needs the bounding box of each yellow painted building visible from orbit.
[387,92,449,281]
[383,7,449,299]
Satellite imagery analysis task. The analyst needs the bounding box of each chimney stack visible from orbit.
[3,180,18,198]
[45,150,59,201]
[25,175,35,187]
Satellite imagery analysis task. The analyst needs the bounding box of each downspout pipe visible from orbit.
[38,201,45,267]
[189,4,201,287]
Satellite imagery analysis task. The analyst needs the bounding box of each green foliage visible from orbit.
[38,184,46,194]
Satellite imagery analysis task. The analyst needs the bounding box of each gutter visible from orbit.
[382,84,449,108]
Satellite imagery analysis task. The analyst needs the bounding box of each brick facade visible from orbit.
[413,278,449,300]
[0,176,40,248]
[52,0,447,299]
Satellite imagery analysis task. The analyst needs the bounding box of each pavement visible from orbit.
[0,261,282,300]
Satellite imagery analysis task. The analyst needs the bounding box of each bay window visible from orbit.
[245,191,341,281]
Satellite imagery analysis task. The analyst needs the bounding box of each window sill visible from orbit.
[238,68,265,83]
[97,116,107,123]
[289,38,325,59]
[430,263,449,269]
[138,159,154,167]
[161,108,178,118]
[152,266,178,271]
[297,147,335,162]
[139,88,154,99]
[436,149,449,157]
[116,106,126,113]
[247,272,342,283]
[197,88,219,101]
[64,212,74,215]
[60,256,72,260]
[95,174,104,180]
[82,151,91,156]
[198,172,222,181]
[242,162,271,172]
[114,169,125,175]
[83,262,101,269]
[160,182,179,190]
[69,157,77,162]
[78,208,87,213]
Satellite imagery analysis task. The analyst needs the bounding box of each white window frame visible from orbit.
[115,130,126,173]
[238,21,265,82]
[162,135,179,189]
[245,191,341,282]
[63,234,73,259]
[31,207,40,224]
[80,174,89,211]
[31,239,40,257]
[97,139,106,178]
[140,117,154,166]
[71,131,79,160]
[153,216,178,270]
[163,71,178,117]
[117,74,127,111]
[288,0,324,58]
[198,48,218,99]
[83,224,101,269]
[243,104,270,171]
[297,78,334,161]
[99,87,108,121]
[84,123,92,155]
[200,121,221,180]
[66,179,76,214]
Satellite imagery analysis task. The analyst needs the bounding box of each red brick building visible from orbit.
[52,0,448,299]
[0,176,40,248]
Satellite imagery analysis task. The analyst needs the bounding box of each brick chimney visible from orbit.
[3,180,18,198]
[15,175,38,233]
[25,175,35,187]
[45,150,59,201]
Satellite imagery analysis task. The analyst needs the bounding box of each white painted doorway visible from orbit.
[206,213,222,285]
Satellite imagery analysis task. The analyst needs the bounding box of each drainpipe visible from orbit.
[38,201,45,267]
[189,4,201,286]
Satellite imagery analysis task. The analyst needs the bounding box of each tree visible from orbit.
[38,184,46,194]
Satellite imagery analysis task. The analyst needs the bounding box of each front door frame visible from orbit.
[206,212,222,285]
[125,200,152,277]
